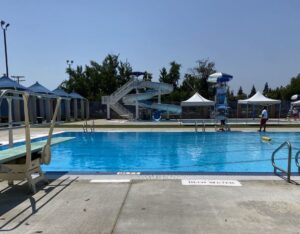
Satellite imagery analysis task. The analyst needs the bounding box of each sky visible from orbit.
[0,0,300,94]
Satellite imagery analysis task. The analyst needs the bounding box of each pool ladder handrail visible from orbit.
[83,120,95,133]
[294,149,300,174]
[91,120,95,132]
[194,120,205,132]
[271,141,292,182]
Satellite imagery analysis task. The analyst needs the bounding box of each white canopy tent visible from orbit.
[181,92,215,106]
[237,91,281,118]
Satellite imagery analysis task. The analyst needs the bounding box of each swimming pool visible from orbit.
[14,131,298,173]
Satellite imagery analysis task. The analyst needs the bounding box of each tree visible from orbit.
[142,71,152,81]
[117,61,132,86]
[159,67,168,83]
[159,62,181,88]
[263,82,269,95]
[168,61,181,88]
[248,85,256,97]
[237,86,247,99]
[63,54,133,101]
[183,59,216,99]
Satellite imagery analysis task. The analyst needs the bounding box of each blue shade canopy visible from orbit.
[52,87,70,97]
[69,91,84,99]
[0,75,27,90]
[28,82,54,94]
[208,72,233,83]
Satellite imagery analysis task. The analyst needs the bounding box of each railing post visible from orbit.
[287,143,292,182]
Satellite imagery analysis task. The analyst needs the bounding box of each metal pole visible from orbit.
[7,97,13,147]
[3,28,9,77]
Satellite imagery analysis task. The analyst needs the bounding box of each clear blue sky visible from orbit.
[1,0,300,94]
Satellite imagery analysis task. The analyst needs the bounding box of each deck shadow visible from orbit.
[0,176,78,232]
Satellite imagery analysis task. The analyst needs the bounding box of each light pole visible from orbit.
[66,60,73,79]
[1,20,10,77]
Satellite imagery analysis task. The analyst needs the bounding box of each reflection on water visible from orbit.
[43,132,300,173]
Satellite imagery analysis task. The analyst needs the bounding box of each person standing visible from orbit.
[259,107,268,132]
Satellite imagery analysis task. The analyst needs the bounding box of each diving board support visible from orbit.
[0,92,62,193]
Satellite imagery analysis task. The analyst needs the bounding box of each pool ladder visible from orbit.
[195,120,205,132]
[83,120,95,133]
[271,141,300,182]
[271,141,292,182]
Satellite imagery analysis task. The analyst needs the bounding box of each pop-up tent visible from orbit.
[181,92,215,119]
[181,92,214,106]
[237,91,281,118]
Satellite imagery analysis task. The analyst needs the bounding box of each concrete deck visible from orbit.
[0,178,300,234]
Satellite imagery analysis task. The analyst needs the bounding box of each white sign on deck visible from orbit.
[181,179,242,187]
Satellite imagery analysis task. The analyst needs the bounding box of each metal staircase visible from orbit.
[102,79,136,120]
[111,102,133,119]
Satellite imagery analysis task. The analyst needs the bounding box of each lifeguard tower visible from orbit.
[208,72,233,130]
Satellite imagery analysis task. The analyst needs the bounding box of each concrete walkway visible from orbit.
[0,179,300,234]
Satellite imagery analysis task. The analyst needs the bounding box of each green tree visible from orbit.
[182,59,216,99]
[248,85,256,97]
[63,54,132,101]
[263,82,269,95]
[159,67,168,83]
[143,71,152,81]
[237,86,247,99]
[159,62,181,88]
[168,61,181,88]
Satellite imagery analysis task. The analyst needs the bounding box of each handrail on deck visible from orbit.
[271,141,292,182]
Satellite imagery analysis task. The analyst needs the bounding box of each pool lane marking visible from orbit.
[182,179,242,187]
[90,179,131,183]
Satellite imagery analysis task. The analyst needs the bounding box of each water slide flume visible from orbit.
[102,72,182,120]
[122,81,182,114]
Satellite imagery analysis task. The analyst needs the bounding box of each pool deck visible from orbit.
[0,178,300,234]
[1,124,300,233]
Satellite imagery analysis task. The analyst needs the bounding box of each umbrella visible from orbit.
[208,72,233,83]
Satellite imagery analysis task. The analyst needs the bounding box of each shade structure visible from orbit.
[291,100,300,106]
[181,92,214,106]
[52,87,70,98]
[0,76,27,90]
[69,91,84,99]
[208,72,233,83]
[238,91,281,105]
[28,82,54,95]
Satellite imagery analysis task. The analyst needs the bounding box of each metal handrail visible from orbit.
[295,150,300,174]
[271,141,292,182]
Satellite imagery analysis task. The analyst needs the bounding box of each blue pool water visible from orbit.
[1,132,300,173]
[43,132,300,173]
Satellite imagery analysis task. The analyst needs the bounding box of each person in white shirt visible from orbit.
[259,107,268,132]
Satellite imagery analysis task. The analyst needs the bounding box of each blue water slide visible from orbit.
[122,81,182,114]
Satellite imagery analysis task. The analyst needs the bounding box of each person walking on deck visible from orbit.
[259,107,268,132]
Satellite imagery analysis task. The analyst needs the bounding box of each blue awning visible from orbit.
[52,87,70,98]
[28,82,54,95]
[69,91,85,99]
[0,75,27,90]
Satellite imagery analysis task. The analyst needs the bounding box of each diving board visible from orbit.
[0,91,66,193]
[0,137,74,164]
